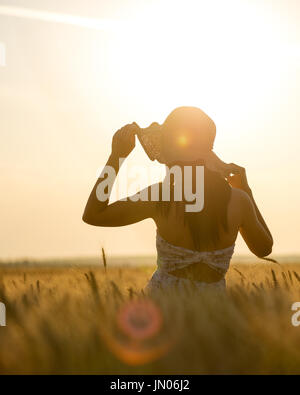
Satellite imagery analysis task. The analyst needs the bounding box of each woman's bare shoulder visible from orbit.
[230,187,249,199]
[229,187,253,214]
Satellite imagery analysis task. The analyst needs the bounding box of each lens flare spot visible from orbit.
[99,299,175,366]
[117,300,162,340]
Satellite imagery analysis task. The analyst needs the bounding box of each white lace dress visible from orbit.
[145,231,235,294]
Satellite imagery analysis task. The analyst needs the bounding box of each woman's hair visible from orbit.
[157,166,232,250]
[162,106,217,153]
[155,106,230,250]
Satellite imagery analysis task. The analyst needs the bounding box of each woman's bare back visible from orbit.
[153,188,243,282]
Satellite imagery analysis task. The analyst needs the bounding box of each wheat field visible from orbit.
[0,260,300,375]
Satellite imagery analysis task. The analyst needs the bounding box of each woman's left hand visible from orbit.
[111,122,140,158]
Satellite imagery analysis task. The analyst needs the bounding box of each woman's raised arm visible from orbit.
[82,122,155,227]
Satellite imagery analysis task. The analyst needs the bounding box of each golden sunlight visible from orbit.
[107,0,294,127]
[177,135,188,147]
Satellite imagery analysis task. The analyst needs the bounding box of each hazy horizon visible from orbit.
[2,252,300,267]
[1,0,300,260]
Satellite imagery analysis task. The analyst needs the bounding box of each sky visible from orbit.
[0,0,300,259]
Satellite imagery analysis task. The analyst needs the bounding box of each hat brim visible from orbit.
[137,123,165,163]
[137,121,216,165]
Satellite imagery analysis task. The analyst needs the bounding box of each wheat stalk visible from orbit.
[102,247,107,274]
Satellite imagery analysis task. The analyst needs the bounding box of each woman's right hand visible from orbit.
[227,163,251,192]
[203,153,251,192]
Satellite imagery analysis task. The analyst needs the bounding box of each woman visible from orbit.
[83,106,273,293]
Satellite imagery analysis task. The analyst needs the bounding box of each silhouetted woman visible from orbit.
[83,106,273,293]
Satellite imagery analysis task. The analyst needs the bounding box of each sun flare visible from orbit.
[177,135,188,147]
[107,0,295,129]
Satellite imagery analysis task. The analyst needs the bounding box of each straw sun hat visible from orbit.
[137,106,228,174]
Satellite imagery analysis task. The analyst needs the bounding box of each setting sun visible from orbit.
[107,0,297,128]
[177,135,188,147]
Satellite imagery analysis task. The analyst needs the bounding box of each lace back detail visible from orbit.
[156,232,234,276]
